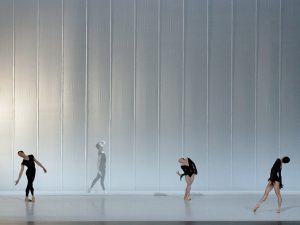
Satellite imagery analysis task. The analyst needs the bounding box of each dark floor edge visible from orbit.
[0,221,300,225]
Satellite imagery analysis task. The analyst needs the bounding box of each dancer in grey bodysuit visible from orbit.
[88,141,106,192]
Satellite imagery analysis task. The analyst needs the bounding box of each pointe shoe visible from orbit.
[25,197,31,202]
[32,196,35,202]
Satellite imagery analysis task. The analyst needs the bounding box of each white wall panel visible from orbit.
[0,0,299,193]
[37,0,62,191]
[159,0,183,191]
[110,0,135,191]
[256,0,280,190]
[184,0,208,191]
[280,0,300,190]
[62,0,86,190]
[208,0,232,190]
[86,0,110,193]
[135,0,159,191]
[0,0,13,190]
[232,0,256,190]
[14,0,38,191]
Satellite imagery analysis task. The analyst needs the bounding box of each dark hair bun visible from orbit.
[282,156,290,163]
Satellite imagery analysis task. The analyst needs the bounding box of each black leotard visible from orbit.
[268,158,283,189]
[22,155,36,197]
[180,158,197,180]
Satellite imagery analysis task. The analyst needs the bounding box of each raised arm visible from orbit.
[189,158,198,175]
[192,161,197,175]
[270,159,281,181]
[34,157,47,173]
[15,165,24,185]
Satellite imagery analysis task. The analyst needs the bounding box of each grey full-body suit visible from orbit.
[89,145,106,191]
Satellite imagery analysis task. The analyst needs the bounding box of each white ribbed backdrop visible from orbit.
[0,0,299,193]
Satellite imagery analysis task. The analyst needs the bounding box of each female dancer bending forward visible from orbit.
[15,151,47,202]
[177,157,197,200]
[253,156,290,213]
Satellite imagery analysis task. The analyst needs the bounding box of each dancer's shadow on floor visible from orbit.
[247,205,300,213]
[245,206,276,213]
[280,205,300,212]
[153,193,205,197]
[192,193,205,197]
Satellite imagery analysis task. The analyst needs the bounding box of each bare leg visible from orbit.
[274,181,282,213]
[253,181,273,212]
[187,174,195,200]
[184,175,194,200]
[184,176,189,200]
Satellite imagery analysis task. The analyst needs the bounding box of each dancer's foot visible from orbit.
[25,197,31,202]
[184,194,187,200]
[253,204,259,213]
[276,208,281,213]
[31,196,35,202]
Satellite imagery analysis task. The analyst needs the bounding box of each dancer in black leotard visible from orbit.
[177,157,197,200]
[253,156,290,213]
[15,151,47,202]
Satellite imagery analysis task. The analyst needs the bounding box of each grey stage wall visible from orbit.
[0,0,299,192]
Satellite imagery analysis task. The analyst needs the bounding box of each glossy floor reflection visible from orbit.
[0,194,300,222]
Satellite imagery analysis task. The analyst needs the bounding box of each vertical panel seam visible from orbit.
[254,0,258,190]
[36,0,40,187]
[181,0,185,158]
[108,0,112,192]
[84,0,88,192]
[157,0,161,192]
[133,0,137,191]
[206,0,209,191]
[37,0,40,159]
[12,0,15,190]
[230,0,234,190]
[61,0,64,191]
[278,0,282,157]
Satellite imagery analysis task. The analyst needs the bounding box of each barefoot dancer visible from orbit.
[15,151,47,202]
[88,141,106,193]
[253,156,290,213]
[177,157,197,200]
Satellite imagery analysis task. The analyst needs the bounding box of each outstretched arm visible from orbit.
[34,158,47,173]
[15,165,24,185]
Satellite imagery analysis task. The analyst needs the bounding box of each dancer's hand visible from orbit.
[15,180,19,185]
[43,168,47,173]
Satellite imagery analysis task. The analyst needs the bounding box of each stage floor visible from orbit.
[0,194,300,224]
